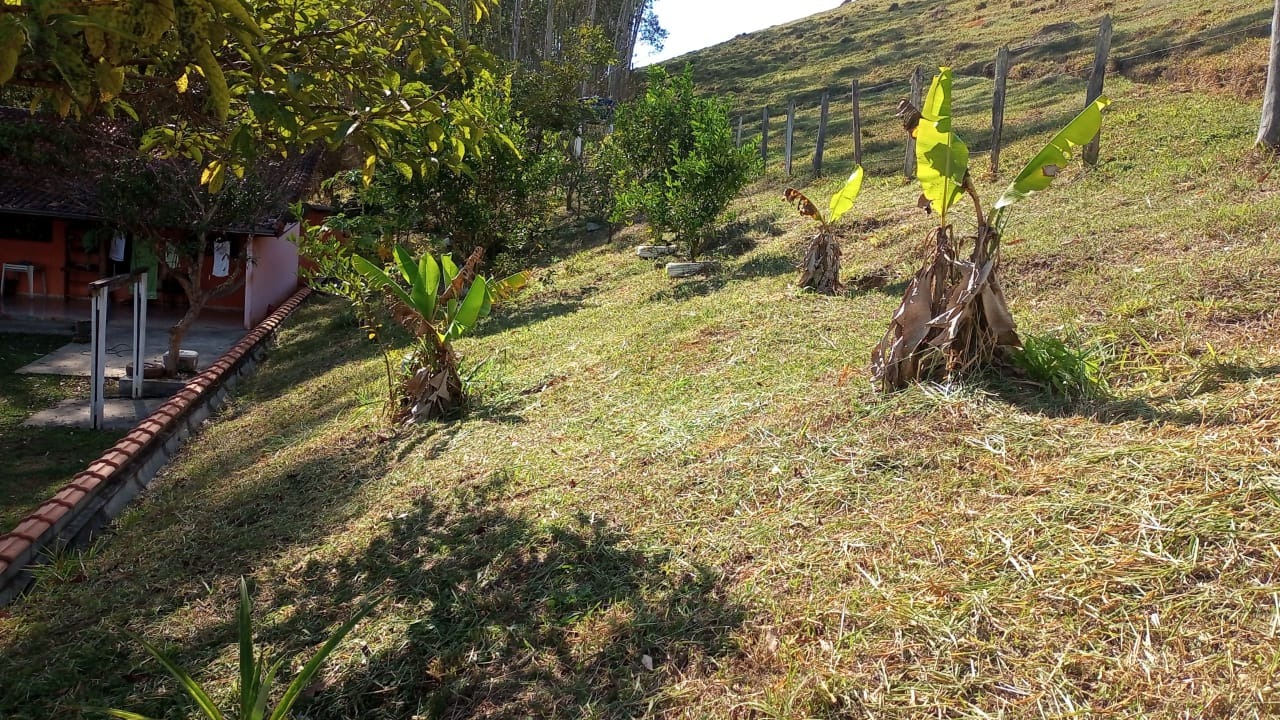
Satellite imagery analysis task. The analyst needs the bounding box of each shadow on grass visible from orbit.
[845,265,909,297]
[1177,362,1280,399]
[0,333,121,529]
[980,362,1280,427]
[471,281,599,338]
[733,252,795,280]
[647,276,729,302]
[0,251,742,720]
[497,224,618,275]
[267,472,744,718]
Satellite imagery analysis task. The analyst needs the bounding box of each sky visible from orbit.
[635,0,841,65]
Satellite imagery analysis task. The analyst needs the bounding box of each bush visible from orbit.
[607,66,760,261]
[323,74,561,270]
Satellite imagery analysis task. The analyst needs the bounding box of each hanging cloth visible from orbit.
[131,240,159,300]
[212,240,231,278]
[109,231,127,262]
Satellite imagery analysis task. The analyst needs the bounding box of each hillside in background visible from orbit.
[671,0,1272,111]
[3,1,1280,718]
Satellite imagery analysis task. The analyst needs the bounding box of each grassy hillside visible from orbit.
[677,0,1272,111]
[3,3,1280,718]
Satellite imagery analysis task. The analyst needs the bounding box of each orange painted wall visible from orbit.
[203,251,246,312]
[0,216,282,320]
[0,219,67,298]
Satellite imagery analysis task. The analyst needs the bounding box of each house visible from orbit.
[0,108,324,330]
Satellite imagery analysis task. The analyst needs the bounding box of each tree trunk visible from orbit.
[1260,0,1280,149]
[404,341,464,422]
[511,0,522,61]
[544,0,556,59]
[609,0,636,97]
[162,238,245,376]
[166,300,203,375]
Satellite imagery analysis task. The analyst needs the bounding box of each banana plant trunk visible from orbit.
[870,223,1019,390]
[798,231,842,294]
[403,340,464,423]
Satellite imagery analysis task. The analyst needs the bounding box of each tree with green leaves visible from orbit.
[325,73,562,275]
[607,66,760,262]
[457,0,665,98]
[94,151,301,375]
[0,0,502,201]
[2,0,505,373]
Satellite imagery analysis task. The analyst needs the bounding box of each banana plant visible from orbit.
[872,68,1109,391]
[352,245,529,422]
[354,246,489,344]
[784,165,865,293]
[102,577,380,720]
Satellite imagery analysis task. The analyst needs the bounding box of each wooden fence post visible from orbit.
[990,45,1010,177]
[736,115,743,147]
[760,107,770,167]
[784,99,796,176]
[851,78,863,167]
[813,91,830,175]
[904,66,924,179]
[1084,14,1112,165]
[1259,0,1280,148]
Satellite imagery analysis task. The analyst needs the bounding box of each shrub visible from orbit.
[1009,333,1109,400]
[607,66,761,261]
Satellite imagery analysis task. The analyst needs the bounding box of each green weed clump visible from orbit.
[1009,333,1109,400]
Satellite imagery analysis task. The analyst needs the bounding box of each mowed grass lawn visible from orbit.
[0,334,120,531]
[3,74,1280,720]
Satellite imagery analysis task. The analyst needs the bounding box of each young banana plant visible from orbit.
[353,245,529,422]
[872,67,1108,390]
[103,577,380,720]
[784,165,865,294]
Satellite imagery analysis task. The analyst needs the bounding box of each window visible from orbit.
[0,213,53,243]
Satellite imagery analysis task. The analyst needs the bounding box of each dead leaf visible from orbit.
[765,630,781,655]
[784,188,821,220]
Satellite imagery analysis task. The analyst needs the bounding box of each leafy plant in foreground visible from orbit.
[354,246,529,423]
[102,577,379,720]
[870,67,1109,390]
[783,165,865,293]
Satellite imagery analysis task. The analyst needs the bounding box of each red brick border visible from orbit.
[0,287,313,583]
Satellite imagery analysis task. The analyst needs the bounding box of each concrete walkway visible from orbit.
[3,306,246,429]
[13,311,244,379]
[23,398,170,430]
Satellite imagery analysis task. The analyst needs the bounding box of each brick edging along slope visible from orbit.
[0,287,313,605]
